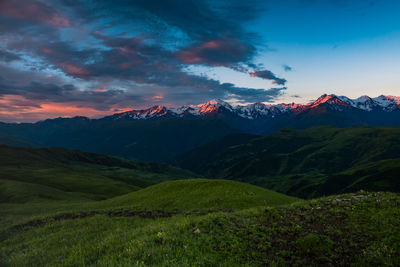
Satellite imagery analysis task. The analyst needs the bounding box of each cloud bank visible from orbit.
[0,0,287,121]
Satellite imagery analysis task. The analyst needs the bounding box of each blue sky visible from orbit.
[202,0,400,103]
[0,0,399,121]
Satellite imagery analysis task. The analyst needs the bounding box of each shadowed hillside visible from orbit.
[174,126,400,198]
[0,145,196,203]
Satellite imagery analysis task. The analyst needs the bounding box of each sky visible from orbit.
[0,0,399,122]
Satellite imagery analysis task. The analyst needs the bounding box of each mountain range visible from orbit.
[0,94,399,162]
[105,94,400,121]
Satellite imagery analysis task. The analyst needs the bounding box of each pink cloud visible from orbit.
[0,1,70,28]
[177,38,252,66]
[0,95,131,122]
[58,63,91,78]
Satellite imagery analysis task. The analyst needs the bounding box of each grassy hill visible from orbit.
[174,126,400,198]
[101,179,298,212]
[0,189,398,266]
[0,145,196,203]
[0,179,298,232]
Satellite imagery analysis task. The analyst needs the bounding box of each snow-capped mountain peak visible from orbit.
[105,94,399,121]
[372,95,400,111]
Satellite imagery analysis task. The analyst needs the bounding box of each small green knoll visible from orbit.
[100,179,299,212]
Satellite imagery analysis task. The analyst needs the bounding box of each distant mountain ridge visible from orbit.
[0,94,398,162]
[103,94,400,121]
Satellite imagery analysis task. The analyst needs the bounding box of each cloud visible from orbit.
[283,64,292,72]
[0,0,70,39]
[0,49,21,62]
[249,70,287,85]
[60,0,264,41]
[0,0,69,27]
[0,0,289,121]
[177,38,255,66]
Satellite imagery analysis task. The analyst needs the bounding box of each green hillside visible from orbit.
[0,179,297,232]
[174,126,400,198]
[0,145,196,203]
[1,190,398,266]
[101,179,298,211]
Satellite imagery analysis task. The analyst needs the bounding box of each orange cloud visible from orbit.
[0,95,131,122]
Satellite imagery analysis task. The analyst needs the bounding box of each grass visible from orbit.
[0,179,298,234]
[0,190,398,266]
[100,179,298,212]
[0,135,398,266]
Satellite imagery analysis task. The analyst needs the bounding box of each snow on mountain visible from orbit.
[372,95,400,111]
[196,99,232,114]
[310,94,350,108]
[107,94,399,121]
[108,105,170,120]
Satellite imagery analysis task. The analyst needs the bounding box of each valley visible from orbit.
[0,124,399,266]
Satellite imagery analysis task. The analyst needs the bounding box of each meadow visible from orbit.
[1,184,398,266]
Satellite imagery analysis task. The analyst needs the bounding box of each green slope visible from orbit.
[0,145,196,203]
[101,179,298,211]
[0,179,297,237]
[0,179,92,203]
[169,133,259,168]
[174,126,400,198]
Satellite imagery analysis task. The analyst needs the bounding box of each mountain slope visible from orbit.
[0,145,196,203]
[174,126,400,198]
[169,133,259,169]
[0,119,237,162]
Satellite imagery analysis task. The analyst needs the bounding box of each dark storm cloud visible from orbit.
[60,0,263,41]
[0,49,21,62]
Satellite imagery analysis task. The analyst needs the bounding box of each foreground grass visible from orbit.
[1,191,398,266]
